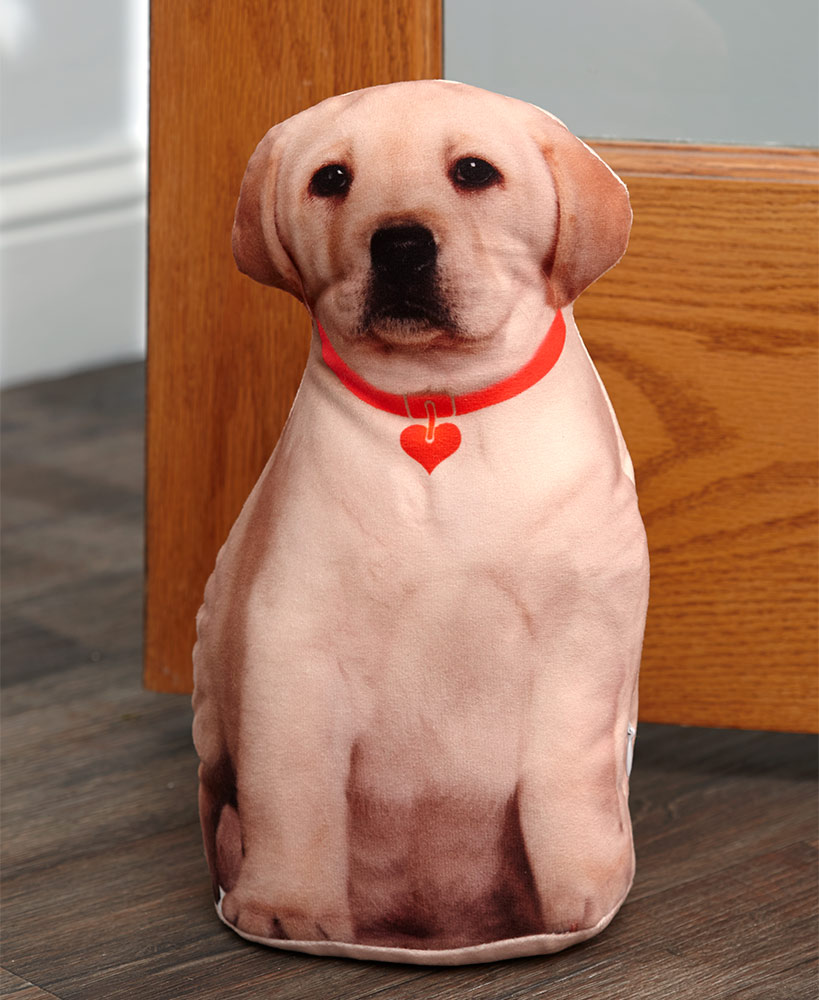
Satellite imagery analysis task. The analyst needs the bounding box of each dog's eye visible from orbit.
[451,157,501,190]
[309,163,351,198]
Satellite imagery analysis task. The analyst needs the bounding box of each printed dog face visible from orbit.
[233,81,631,354]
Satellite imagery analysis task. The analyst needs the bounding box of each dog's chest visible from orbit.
[216,322,642,710]
[257,328,632,611]
[249,340,638,701]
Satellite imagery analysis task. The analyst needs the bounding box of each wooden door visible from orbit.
[145,2,818,733]
[579,143,818,732]
[145,0,441,692]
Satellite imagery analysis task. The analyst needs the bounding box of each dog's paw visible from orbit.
[221,889,354,943]
[540,892,602,935]
[538,862,632,934]
[271,907,354,943]
[221,893,278,938]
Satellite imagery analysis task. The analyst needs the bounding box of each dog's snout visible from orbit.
[365,222,451,328]
[370,225,437,278]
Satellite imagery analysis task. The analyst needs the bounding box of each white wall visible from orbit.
[444,0,819,147]
[0,0,149,387]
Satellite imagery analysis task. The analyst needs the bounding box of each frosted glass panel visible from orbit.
[444,0,819,147]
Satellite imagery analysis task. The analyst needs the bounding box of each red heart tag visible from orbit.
[400,422,461,474]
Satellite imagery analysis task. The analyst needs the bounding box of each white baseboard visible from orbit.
[1,141,147,388]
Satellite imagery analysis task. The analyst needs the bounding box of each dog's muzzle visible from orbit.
[364,222,455,334]
[370,225,437,283]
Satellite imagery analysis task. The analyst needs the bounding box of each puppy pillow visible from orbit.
[193,80,649,966]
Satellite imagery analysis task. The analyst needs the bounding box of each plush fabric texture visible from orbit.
[192,80,650,965]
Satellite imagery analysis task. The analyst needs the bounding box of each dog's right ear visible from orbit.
[530,109,632,309]
[232,125,303,300]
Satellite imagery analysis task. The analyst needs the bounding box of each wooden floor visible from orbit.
[1,362,817,1000]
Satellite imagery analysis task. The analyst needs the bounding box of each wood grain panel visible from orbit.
[145,0,442,691]
[591,141,818,182]
[577,154,818,732]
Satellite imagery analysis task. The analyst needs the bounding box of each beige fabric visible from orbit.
[215,887,627,965]
[193,80,649,964]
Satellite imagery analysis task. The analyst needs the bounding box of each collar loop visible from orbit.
[318,311,566,418]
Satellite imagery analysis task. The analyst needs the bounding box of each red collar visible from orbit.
[316,310,566,420]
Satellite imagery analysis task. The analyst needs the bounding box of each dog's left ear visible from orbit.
[232,124,304,300]
[533,111,632,308]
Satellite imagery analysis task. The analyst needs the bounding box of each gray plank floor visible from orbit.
[1,362,817,1000]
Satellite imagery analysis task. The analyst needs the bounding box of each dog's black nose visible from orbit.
[370,225,437,278]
